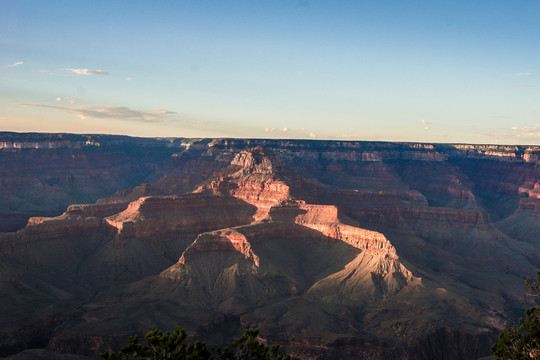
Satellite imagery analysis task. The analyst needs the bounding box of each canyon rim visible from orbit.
[0,132,538,359]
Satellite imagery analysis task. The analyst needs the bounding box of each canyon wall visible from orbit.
[0,132,539,359]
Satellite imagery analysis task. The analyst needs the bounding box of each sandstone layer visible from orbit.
[1,133,539,359]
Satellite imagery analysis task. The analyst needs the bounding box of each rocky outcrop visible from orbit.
[195,148,292,220]
[64,202,130,219]
[357,206,494,234]
[3,132,540,232]
[178,229,260,266]
[1,133,539,359]
[518,183,540,199]
[496,197,540,245]
[105,193,256,239]
[23,215,102,239]
[0,133,188,232]
[86,198,419,354]
[269,201,397,258]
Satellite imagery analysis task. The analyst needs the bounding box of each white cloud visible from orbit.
[56,97,77,104]
[264,127,290,133]
[22,103,175,123]
[481,125,540,143]
[418,119,432,130]
[126,77,133,81]
[508,125,540,138]
[515,73,534,76]
[514,84,532,87]
[7,61,23,67]
[264,127,317,139]
[66,68,109,75]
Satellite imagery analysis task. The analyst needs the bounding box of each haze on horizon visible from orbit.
[1,1,539,145]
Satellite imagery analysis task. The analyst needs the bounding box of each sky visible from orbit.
[1,1,539,144]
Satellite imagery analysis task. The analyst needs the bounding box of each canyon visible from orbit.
[0,132,539,359]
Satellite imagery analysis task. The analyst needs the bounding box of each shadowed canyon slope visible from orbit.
[0,132,539,359]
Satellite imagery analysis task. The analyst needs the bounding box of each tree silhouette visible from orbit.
[491,271,540,359]
[100,327,299,360]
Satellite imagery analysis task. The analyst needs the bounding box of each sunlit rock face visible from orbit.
[0,132,539,359]
[196,147,292,221]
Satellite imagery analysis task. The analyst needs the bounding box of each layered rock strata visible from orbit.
[1,133,539,359]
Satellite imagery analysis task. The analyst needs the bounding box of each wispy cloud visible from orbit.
[494,115,512,118]
[66,68,109,75]
[7,61,23,68]
[263,127,319,140]
[22,103,175,123]
[514,84,532,87]
[265,127,290,133]
[195,120,218,125]
[481,125,540,143]
[56,97,77,104]
[263,127,320,140]
[515,73,534,76]
[508,125,540,139]
[418,119,431,130]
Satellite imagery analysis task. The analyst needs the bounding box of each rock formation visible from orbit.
[0,132,539,359]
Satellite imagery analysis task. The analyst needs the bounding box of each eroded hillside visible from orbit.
[0,133,539,359]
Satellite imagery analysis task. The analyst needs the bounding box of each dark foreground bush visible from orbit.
[100,327,299,360]
[492,271,539,359]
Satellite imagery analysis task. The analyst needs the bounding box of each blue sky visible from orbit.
[1,1,539,144]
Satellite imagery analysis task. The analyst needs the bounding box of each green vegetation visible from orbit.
[100,327,299,360]
[491,271,540,359]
